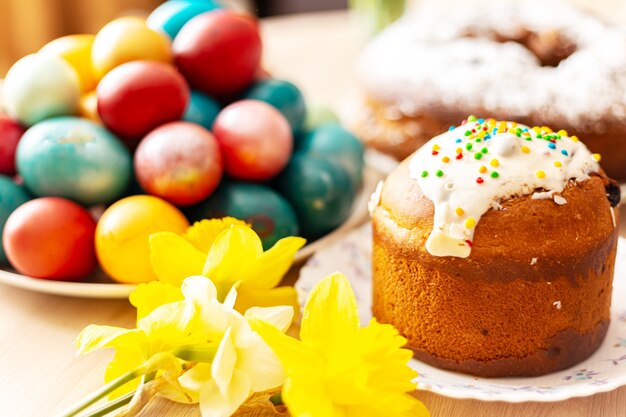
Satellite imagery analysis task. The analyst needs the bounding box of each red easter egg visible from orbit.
[212,100,292,181]
[135,122,223,206]
[0,113,25,176]
[3,197,97,281]
[97,61,190,143]
[173,11,261,97]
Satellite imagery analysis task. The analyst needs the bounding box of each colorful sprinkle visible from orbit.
[467,115,477,122]
[432,144,440,151]
[455,207,464,216]
[436,170,444,177]
[455,138,462,143]
[557,129,568,137]
[479,165,487,173]
[554,161,562,167]
[490,159,499,167]
[442,156,450,163]
[465,239,473,247]
[481,147,488,154]
[432,150,439,156]
[571,135,579,142]
[466,143,473,151]
[593,153,602,162]
[474,152,483,160]
[465,217,476,229]
[490,171,499,178]
[448,126,456,131]
[521,146,530,153]
[547,142,556,150]
[456,147,463,154]
[561,150,569,156]
[455,153,463,160]
[536,170,546,179]
[476,177,484,184]
[421,171,428,178]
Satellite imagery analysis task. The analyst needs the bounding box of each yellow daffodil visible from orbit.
[252,273,430,417]
[171,276,293,417]
[149,218,305,313]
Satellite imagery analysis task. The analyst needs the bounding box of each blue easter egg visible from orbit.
[187,181,299,249]
[276,154,354,238]
[16,117,132,206]
[148,0,222,40]
[183,91,221,130]
[303,104,339,131]
[0,176,31,262]
[244,79,307,133]
[297,123,365,190]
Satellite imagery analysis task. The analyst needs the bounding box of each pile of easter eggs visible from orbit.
[0,0,364,284]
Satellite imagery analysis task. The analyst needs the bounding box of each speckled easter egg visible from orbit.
[96,195,189,284]
[16,117,132,205]
[187,181,299,249]
[0,176,31,263]
[148,0,222,39]
[244,79,307,133]
[297,123,365,190]
[3,197,97,280]
[276,154,354,238]
[40,34,97,92]
[91,17,172,79]
[183,91,221,130]
[135,122,223,206]
[3,54,80,126]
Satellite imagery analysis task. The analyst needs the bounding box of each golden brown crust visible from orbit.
[355,100,626,180]
[372,158,618,377]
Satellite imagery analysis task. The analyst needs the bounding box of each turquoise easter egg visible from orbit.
[297,123,365,190]
[3,54,80,127]
[16,117,132,205]
[276,154,354,238]
[0,176,31,263]
[187,181,299,249]
[148,0,222,39]
[244,79,307,133]
[183,91,221,130]
[303,104,339,131]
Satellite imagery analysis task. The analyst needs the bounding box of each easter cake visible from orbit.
[370,117,620,377]
[356,1,626,180]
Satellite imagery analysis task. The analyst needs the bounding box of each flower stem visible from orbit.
[80,392,134,417]
[58,370,139,417]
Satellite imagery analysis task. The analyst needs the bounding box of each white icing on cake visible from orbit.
[408,118,599,258]
[358,1,626,132]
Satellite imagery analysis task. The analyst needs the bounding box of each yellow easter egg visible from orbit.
[40,34,97,92]
[78,90,101,123]
[96,195,189,284]
[92,17,173,79]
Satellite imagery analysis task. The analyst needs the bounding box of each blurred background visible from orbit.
[1,0,625,75]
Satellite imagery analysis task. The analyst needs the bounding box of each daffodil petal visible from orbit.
[181,275,218,305]
[184,217,249,253]
[244,306,294,333]
[104,347,146,398]
[300,273,360,353]
[137,301,197,350]
[202,225,263,297]
[282,375,340,417]
[250,319,321,373]
[150,232,207,286]
[198,369,252,417]
[212,327,237,396]
[236,331,285,392]
[129,281,184,320]
[234,286,299,315]
[74,325,145,354]
[239,236,306,289]
[178,362,212,403]
[223,284,239,310]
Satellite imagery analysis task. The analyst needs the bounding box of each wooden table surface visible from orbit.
[2,8,626,417]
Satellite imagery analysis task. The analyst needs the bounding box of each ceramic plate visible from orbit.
[297,223,626,402]
[0,167,384,299]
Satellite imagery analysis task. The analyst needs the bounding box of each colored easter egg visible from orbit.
[92,17,172,79]
[148,0,222,39]
[0,113,25,176]
[96,195,189,284]
[97,61,190,142]
[276,154,354,238]
[135,122,223,206]
[187,181,299,249]
[212,100,292,181]
[244,79,307,133]
[78,91,101,123]
[40,34,97,92]
[0,176,31,263]
[303,104,339,131]
[297,123,365,190]
[3,54,80,126]
[3,197,97,280]
[173,10,262,97]
[183,91,221,130]
[16,117,132,205]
